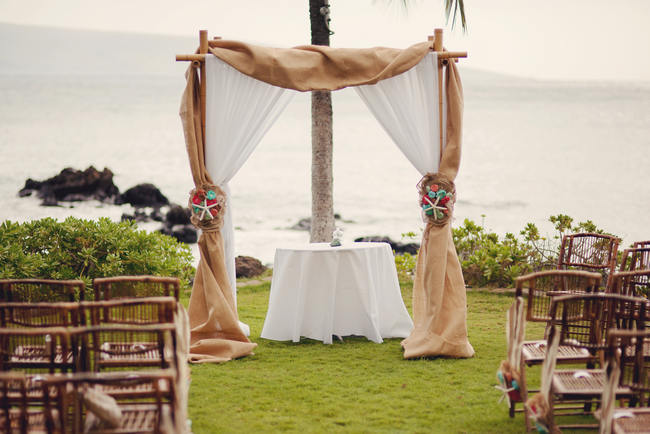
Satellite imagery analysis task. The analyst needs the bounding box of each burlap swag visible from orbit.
[179,39,473,362]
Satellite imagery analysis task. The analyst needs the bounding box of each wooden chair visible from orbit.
[0,327,78,374]
[0,372,61,433]
[0,302,81,328]
[510,270,601,429]
[599,329,650,434]
[529,293,646,432]
[41,370,177,434]
[93,276,180,301]
[557,233,620,289]
[0,279,85,302]
[633,241,650,249]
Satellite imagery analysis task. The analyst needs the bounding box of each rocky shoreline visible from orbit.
[18,167,421,276]
[18,166,198,243]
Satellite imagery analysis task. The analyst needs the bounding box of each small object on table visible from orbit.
[330,227,343,247]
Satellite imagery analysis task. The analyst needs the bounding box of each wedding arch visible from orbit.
[176,29,474,363]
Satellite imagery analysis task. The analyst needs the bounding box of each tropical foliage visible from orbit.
[395,214,617,287]
[0,217,195,294]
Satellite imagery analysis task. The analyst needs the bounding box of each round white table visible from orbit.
[261,242,413,344]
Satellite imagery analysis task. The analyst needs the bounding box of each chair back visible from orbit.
[40,371,176,434]
[81,297,176,328]
[515,270,601,326]
[0,302,81,328]
[606,329,650,407]
[92,276,180,301]
[0,279,85,302]
[633,240,650,249]
[557,233,620,287]
[608,269,650,302]
[548,293,646,353]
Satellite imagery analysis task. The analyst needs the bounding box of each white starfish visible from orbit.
[494,383,515,407]
[193,198,220,221]
[422,196,448,220]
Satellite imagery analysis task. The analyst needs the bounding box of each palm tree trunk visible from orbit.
[309,0,334,242]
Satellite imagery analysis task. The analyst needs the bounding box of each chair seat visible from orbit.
[612,408,650,434]
[522,340,593,365]
[96,380,170,399]
[552,369,632,396]
[11,345,74,367]
[98,342,163,367]
[86,404,170,433]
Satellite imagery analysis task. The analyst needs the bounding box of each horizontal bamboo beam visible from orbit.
[176,50,467,63]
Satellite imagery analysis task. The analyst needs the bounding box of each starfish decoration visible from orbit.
[422,196,448,219]
[193,198,220,221]
[494,382,515,407]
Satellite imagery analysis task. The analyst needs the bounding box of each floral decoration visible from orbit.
[418,173,455,226]
[188,185,226,230]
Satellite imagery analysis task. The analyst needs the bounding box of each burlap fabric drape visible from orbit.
[179,66,257,363]
[207,40,431,91]
[400,61,474,359]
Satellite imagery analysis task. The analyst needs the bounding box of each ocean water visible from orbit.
[1,69,649,265]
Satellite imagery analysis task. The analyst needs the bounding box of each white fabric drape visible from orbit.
[355,52,445,175]
[204,56,295,323]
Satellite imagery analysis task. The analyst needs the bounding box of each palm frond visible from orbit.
[444,0,467,32]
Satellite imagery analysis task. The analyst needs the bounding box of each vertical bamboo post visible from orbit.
[199,30,208,142]
[433,28,444,161]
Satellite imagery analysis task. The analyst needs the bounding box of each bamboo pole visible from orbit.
[433,28,444,161]
[199,30,208,142]
[176,50,466,63]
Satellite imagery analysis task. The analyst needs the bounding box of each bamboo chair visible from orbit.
[557,233,620,289]
[0,372,61,433]
[511,270,601,428]
[530,293,646,432]
[0,279,85,302]
[42,370,177,434]
[0,327,78,374]
[92,276,180,301]
[599,329,650,434]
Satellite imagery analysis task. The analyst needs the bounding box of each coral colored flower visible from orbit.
[210,208,219,217]
[430,184,439,192]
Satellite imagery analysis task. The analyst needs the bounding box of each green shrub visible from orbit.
[395,214,617,288]
[0,217,195,295]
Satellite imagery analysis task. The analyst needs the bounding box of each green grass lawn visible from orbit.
[182,280,588,433]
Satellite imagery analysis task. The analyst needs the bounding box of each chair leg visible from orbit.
[520,359,532,432]
[509,400,515,418]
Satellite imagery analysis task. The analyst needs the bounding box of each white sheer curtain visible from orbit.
[355,52,445,175]
[204,56,295,320]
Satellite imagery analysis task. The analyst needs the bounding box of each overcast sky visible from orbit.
[1,0,649,81]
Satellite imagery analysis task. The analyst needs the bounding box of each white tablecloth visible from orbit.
[261,242,413,344]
